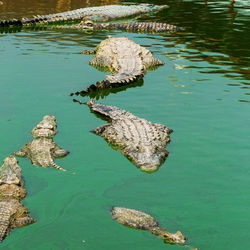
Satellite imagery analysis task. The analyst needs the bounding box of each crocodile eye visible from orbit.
[85,21,94,27]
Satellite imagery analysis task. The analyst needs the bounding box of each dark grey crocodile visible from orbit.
[111,207,186,245]
[55,20,183,33]
[86,100,173,173]
[71,36,164,96]
[12,115,69,171]
[0,4,168,27]
[0,156,35,242]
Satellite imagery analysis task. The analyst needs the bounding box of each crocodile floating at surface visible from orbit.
[86,100,173,173]
[13,115,69,171]
[0,156,35,242]
[55,20,183,33]
[0,4,168,27]
[111,207,186,245]
[73,36,164,96]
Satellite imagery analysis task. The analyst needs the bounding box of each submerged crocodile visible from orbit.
[0,4,168,27]
[86,100,173,173]
[55,20,183,33]
[111,207,186,245]
[0,156,35,242]
[12,115,69,171]
[73,36,164,96]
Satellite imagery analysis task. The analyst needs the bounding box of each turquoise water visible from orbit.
[0,0,250,249]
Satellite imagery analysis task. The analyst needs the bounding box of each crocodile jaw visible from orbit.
[0,157,21,185]
[31,115,58,138]
[128,148,167,173]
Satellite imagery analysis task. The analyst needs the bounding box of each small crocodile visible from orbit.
[12,115,69,171]
[55,20,183,33]
[86,100,172,173]
[0,4,168,27]
[0,156,35,242]
[111,207,186,245]
[73,36,164,96]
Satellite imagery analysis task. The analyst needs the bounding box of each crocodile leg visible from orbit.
[80,49,97,55]
[53,146,70,158]
[0,221,10,242]
[12,145,28,158]
[13,216,36,228]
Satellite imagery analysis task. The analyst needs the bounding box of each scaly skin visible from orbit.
[0,156,35,242]
[0,4,168,27]
[111,207,186,245]
[59,20,184,32]
[86,100,173,173]
[12,115,69,171]
[77,36,164,95]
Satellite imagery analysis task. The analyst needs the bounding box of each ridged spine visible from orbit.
[90,22,183,32]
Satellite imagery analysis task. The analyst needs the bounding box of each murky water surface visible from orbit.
[0,0,249,249]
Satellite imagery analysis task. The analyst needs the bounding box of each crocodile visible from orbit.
[86,100,173,173]
[111,207,186,245]
[72,36,164,96]
[55,20,183,33]
[0,4,168,27]
[12,115,69,171]
[0,156,35,242]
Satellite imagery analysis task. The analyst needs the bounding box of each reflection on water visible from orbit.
[134,0,250,84]
[71,79,144,100]
[1,0,249,102]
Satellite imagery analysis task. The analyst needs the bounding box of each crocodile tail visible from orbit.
[0,16,48,27]
[125,22,184,32]
[75,70,145,97]
[84,22,184,32]
[52,163,67,171]
[0,219,10,242]
[0,19,23,27]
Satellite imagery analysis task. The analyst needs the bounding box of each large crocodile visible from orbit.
[111,207,186,245]
[86,100,173,173]
[0,156,35,242]
[55,20,183,33]
[72,36,164,96]
[0,4,168,27]
[12,115,69,171]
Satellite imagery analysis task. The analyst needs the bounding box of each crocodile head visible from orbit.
[31,115,58,138]
[162,231,186,245]
[0,156,21,185]
[128,146,168,173]
[79,20,95,29]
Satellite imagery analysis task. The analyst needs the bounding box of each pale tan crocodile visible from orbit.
[86,100,172,173]
[75,36,164,96]
[0,156,35,242]
[111,207,186,245]
[13,115,69,171]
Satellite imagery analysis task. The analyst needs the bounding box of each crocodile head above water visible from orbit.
[31,115,58,139]
[0,156,21,186]
[161,231,186,245]
[127,146,169,173]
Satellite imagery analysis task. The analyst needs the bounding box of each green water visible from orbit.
[0,0,250,249]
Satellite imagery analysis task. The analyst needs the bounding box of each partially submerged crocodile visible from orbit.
[0,156,35,242]
[0,4,168,27]
[73,36,164,96]
[13,115,69,171]
[86,100,173,173]
[111,207,186,245]
[55,20,183,33]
